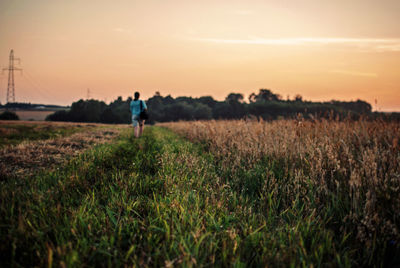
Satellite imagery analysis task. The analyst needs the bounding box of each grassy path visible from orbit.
[2,126,391,266]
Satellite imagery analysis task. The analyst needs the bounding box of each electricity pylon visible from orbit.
[2,49,22,103]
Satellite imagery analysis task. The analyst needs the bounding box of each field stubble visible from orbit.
[0,121,126,178]
[161,119,400,263]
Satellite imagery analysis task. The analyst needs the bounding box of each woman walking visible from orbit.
[130,91,147,138]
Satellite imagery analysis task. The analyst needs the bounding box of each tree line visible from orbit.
[45,89,383,124]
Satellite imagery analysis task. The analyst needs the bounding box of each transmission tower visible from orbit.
[2,49,22,103]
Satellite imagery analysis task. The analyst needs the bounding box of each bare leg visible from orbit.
[134,125,139,138]
[139,120,145,137]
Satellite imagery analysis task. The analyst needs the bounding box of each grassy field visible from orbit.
[0,121,116,148]
[0,120,399,267]
[0,110,59,121]
[15,110,57,121]
[0,121,125,180]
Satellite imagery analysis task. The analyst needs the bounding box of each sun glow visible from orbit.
[0,0,399,111]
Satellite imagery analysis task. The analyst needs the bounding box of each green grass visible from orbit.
[0,124,84,147]
[0,126,397,267]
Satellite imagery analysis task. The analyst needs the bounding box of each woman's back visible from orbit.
[130,99,147,115]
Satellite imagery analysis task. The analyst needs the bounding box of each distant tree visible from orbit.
[249,89,281,103]
[100,108,120,123]
[256,89,281,102]
[355,99,372,113]
[108,97,130,123]
[198,96,217,107]
[176,96,195,104]
[0,111,19,120]
[213,102,231,119]
[249,93,257,103]
[46,110,69,121]
[328,99,372,114]
[146,93,175,123]
[225,93,244,103]
[164,102,193,121]
[294,94,303,102]
[44,89,375,123]
[192,103,212,120]
[68,99,107,122]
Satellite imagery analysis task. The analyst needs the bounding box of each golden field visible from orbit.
[161,119,400,249]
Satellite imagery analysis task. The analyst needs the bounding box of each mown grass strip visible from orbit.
[0,123,90,148]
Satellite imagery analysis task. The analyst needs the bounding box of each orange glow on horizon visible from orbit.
[0,0,399,111]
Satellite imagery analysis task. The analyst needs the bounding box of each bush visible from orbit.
[46,110,69,121]
[0,111,19,120]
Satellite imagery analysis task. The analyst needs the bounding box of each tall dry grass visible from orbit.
[161,119,400,250]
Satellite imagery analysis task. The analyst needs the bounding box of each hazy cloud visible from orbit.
[230,10,254,15]
[193,37,400,52]
[330,70,378,77]
[113,27,131,33]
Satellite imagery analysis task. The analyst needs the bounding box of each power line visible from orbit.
[20,73,53,103]
[23,71,58,100]
[22,69,58,98]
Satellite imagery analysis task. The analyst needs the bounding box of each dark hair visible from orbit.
[134,92,140,100]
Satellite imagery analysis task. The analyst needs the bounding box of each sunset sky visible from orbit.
[1,0,399,111]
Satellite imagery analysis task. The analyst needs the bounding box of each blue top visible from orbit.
[130,100,147,115]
